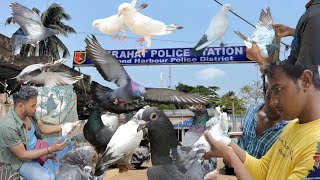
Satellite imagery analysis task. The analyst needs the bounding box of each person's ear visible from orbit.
[300,70,313,92]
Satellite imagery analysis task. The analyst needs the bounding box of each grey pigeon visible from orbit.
[92,0,148,42]
[59,146,103,180]
[192,4,232,56]
[140,107,213,180]
[234,7,277,59]
[9,2,60,51]
[85,36,211,113]
[118,2,183,54]
[6,58,83,95]
[182,104,209,147]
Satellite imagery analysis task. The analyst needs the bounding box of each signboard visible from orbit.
[73,46,255,67]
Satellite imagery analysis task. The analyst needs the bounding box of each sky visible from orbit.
[0,0,307,97]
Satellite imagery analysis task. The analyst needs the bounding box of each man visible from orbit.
[238,90,287,159]
[247,0,320,66]
[0,86,75,180]
[204,65,320,180]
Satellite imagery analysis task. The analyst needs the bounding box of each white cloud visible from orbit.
[194,67,226,81]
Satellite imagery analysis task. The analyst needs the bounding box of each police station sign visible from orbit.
[73,46,254,66]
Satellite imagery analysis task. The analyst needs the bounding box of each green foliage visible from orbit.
[240,80,264,106]
[220,91,246,115]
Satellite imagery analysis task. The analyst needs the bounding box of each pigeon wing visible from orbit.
[10,3,44,35]
[85,35,131,87]
[144,88,211,105]
[28,72,83,87]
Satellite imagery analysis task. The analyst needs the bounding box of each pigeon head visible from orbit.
[266,44,278,57]
[130,81,146,99]
[118,3,132,17]
[222,4,232,11]
[92,19,100,29]
[83,100,96,112]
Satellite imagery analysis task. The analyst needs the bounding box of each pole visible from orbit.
[231,96,236,131]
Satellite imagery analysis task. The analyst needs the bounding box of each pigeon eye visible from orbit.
[88,104,93,108]
[150,112,158,121]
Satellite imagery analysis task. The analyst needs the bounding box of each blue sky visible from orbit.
[0,0,306,97]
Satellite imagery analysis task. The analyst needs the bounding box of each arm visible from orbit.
[37,119,62,134]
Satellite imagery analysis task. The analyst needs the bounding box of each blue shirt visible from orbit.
[238,103,288,159]
[26,122,37,150]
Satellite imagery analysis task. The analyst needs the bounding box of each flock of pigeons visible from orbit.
[2,1,279,179]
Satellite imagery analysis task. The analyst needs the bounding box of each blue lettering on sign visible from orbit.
[73,46,254,67]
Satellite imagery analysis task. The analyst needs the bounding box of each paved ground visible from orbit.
[104,162,151,180]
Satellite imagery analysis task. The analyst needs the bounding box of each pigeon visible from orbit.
[192,4,232,56]
[220,112,229,135]
[117,2,183,54]
[9,2,60,51]
[59,146,103,180]
[140,107,213,180]
[6,58,83,95]
[92,0,148,42]
[182,104,210,147]
[61,120,82,137]
[91,81,144,114]
[206,106,222,129]
[94,106,148,176]
[85,36,211,113]
[101,112,120,134]
[82,100,115,155]
[234,7,277,59]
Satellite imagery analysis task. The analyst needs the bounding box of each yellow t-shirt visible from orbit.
[244,118,320,180]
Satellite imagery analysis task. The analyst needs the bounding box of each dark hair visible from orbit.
[264,65,320,90]
[12,86,38,105]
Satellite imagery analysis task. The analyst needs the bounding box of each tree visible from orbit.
[5,3,76,59]
[175,83,220,108]
[220,91,246,115]
[240,80,264,107]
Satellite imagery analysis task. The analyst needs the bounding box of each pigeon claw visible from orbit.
[135,38,145,46]
[119,35,126,43]
[135,48,147,55]
[112,34,121,40]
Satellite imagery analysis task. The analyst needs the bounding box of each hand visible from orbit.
[246,43,268,66]
[272,24,295,38]
[48,138,67,153]
[203,131,237,167]
[61,121,79,136]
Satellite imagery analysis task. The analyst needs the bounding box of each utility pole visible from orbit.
[168,65,172,89]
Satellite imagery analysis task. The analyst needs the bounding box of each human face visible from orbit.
[267,68,306,120]
[21,97,37,117]
[264,90,281,120]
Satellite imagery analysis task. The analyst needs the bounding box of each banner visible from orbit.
[73,46,255,67]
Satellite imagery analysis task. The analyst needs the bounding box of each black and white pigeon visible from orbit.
[192,4,232,56]
[94,106,148,176]
[85,35,211,112]
[9,2,60,51]
[6,58,83,94]
[234,7,277,59]
[140,107,213,180]
[59,146,103,180]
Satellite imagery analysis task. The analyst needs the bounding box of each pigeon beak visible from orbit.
[118,13,122,18]
[137,120,147,132]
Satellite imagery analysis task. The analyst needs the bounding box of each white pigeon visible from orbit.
[206,106,222,129]
[192,4,232,56]
[220,112,229,135]
[101,112,120,134]
[118,2,183,54]
[61,120,82,137]
[94,106,148,176]
[193,124,231,158]
[6,59,83,94]
[234,7,277,59]
[92,0,148,42]
[9,2,60,50]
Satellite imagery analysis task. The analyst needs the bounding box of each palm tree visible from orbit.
[5,3,76,59]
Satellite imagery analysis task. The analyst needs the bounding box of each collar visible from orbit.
[11,109,25,128]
